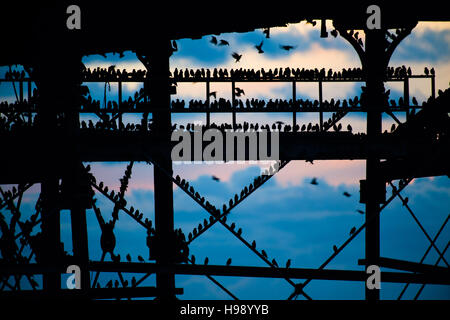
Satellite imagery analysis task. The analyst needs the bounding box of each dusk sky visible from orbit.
[1,20,449,300]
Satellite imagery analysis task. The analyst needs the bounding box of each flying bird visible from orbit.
[280,45,296,51]
[231,52,242,62]
[343,191,351,197]
[235,87,245,96]
[210,36,218,45]
[310,177,318,185]
[209,91,217,99]
[255,40,264,54]
[219,39,230,46]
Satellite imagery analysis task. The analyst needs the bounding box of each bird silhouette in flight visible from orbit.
[209,91,217,99]
[310,177,318,185]
[219,39,230,46]
[255,41,264,54]
[263,28,270,38]
[226,258,232,266]
[343,191,351,197]
[280,45,296,51]
[235,87,245,96]
[349,226,356,235]
[232,52,242,62]
[212,175,220,182]
[210,36,218,45]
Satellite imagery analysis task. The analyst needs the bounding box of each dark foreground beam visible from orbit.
[0,287,183,300]
[358,257,450,275]
[1,262,449,285]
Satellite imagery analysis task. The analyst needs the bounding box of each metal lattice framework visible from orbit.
[0,1,449,302]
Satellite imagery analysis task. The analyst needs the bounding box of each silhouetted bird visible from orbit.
[219,39,230,46]
[412,97,418,106]
[286,259,291,268]
[280,45,296,51]
[330,29,338,37]
[424,67,429,76]
[237,228,242,236]
[126,254,131,262]
[232,52,242,62]
[347,124,352,132]
[430,67,435,76]
[235,87,245,97]
[226,258,232,266]
[356,209,365,214]
[272,258,278,267]
[310,177,318,185]
[251,240,256,249]
[343,191,351,197]
[138,255,145,262]
[263,28,270,38]
[402,197,409,206]
[212,175,220,182]
[261,250,268,258]
[391,123,396,132]
[333,245,338,252]
[209,91,217,99]
[255,41,264,54]
[204,257,209,265]
[210,36,218,45]
[191,255,196,264]
[349,226,356,236]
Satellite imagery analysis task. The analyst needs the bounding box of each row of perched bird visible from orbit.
[2,66,434,82]
[172,96,362,112]
[81,66,147,81]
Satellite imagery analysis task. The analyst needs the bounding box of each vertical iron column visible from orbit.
[364,29,386,302]
[149,40,176,300]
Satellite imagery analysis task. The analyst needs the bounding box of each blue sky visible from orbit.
[1,21,450,300]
